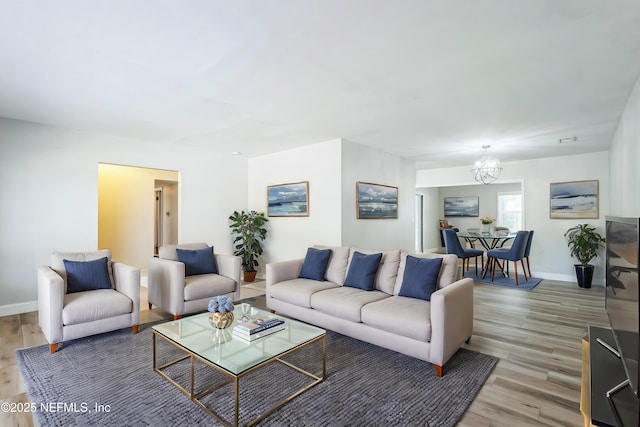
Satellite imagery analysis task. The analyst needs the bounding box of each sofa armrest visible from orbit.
[148,257,186,316]
[429,277,474,367]
[266,259,303,290]
[215,254,242,300]
[37,266,64,345]
[113,262,141,325]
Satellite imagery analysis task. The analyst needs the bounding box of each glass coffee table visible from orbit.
[152,307,326,426]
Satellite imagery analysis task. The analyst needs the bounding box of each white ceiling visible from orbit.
[1,0,639,169]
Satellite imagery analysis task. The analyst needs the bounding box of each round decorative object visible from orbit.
[209,311,234,329]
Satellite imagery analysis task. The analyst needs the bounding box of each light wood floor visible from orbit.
[1,279,606,427]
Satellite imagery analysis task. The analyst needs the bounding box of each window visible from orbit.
[497,192,522,231]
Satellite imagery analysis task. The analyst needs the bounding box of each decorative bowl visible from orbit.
[209,311,234,329]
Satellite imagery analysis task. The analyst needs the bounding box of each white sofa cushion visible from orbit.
[62,288,132,326]
[310,287,390,323]
[393,252,458,295]
[269,278,340,308]
[184,274,236,301]
[313,245,350,285]
[361,295,432,342]
[347,248,400,294]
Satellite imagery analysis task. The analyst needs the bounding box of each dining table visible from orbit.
[457,231,516,251]
[456,231,517,278]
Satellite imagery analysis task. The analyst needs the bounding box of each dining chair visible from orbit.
[439,220,459,247]
[442,229,484,275]
[486,230,530,286]
[523,230,534,278]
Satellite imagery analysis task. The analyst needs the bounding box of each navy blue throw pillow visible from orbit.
[64,257,112,294]
[399,256,443,301]
[299,248,332,281]
[176,246,218,276]
[344,251,383,291]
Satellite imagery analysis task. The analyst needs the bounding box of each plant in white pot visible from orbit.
[564,223,605,288]
[229,210,269,282]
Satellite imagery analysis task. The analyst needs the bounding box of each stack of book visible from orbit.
[233,318,285,342]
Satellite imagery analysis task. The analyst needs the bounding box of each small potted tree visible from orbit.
[229,210,269,282]
[564,223,605,288]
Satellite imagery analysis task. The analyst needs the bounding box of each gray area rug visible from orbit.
[17,315,496,426]
[464,271,542,290]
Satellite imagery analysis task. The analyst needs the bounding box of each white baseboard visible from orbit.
[0,301,38,317]
[535,272,605,287]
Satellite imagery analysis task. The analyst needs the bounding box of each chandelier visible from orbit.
[471,145,502,184]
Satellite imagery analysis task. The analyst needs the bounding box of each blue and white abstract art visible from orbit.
[267,181,309,217]
[357,182,398,219]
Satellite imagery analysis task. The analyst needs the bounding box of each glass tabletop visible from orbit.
[457,231,516,239]
[152,307,325,376]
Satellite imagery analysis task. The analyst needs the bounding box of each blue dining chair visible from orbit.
[523,230,534,278]
[442,229,484,275]
[486,230,529,285]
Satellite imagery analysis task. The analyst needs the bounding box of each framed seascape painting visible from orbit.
[444,196,479,217]
[550,180,599,219]
[356,182,398,219]
[267,181,309,217]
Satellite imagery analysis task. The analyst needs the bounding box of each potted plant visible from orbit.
[229,210,269,282]
[564,223,605,288]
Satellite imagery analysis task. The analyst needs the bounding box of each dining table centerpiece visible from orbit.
[208,296,235,329]
[480,216,495,233]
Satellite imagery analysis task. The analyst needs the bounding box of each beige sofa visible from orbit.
[148,243,242,320]
[266,247,474,376]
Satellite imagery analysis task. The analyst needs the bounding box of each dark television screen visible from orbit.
[605,216,640,397]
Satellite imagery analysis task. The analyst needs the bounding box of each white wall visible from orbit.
[438,182,521,232]
[610,72,640,216]
[0,118,247,315]
[248,139,343,269]
[341,140,415,251]
[248,139,417,274]
[417,152,610,283]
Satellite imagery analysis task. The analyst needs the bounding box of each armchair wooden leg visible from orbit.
[173,315,182,321]
[49,343,58,354]
[514,262,519,286]
[148,303,152,310]
[434,364,443,377]
[132,325,139,334]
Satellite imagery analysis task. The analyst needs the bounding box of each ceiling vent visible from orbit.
[558,136,577,144]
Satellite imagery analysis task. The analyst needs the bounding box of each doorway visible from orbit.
[415,193,424,252]
[154,180,179,256]
[98,163,179,269]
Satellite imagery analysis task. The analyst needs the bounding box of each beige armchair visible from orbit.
[37,249,140,354]
[148,243,241,320]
